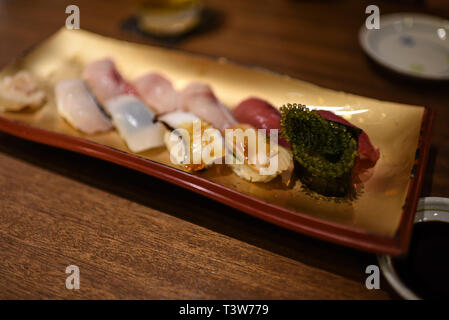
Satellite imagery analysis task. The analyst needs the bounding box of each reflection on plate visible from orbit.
[0,29,433,255]
[359,13,449,80]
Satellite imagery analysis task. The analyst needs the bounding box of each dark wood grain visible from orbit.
[0,0,447,299]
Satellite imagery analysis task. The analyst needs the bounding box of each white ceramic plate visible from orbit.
[359,13,449,80]
[378,197,449,300]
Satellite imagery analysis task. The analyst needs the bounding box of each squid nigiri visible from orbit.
[55,79,113,134]
[134,73,181,114]
[105,95,165,152]
[82,58,137,106]
[181,82,237,132]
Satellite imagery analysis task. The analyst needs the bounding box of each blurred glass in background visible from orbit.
[136,0,203,36]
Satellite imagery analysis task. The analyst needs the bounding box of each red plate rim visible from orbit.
[0,104,434,256]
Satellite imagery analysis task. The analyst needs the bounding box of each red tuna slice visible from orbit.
[316,110,380,173]
[233,97,290,148]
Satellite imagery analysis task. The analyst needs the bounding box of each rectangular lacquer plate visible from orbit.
[0,29,433,255]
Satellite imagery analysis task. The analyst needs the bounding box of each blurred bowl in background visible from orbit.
[359,13,449,81]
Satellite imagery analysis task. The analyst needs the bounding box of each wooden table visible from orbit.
[0,0,447,300]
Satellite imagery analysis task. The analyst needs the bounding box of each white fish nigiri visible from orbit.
[181,82,237,132]
[105,95,165,152]
[55,79,113,134]
[82,58,137,106]
[134,73,181,113]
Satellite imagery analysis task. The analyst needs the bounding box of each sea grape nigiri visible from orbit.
[55,79,113,134]
[280,103,380,196]
[315,110,380,175]
[181,82,237,132]
[134,73,181,114]
[105,95,165,152]
[233,97,290,148]
[82,58,137,106]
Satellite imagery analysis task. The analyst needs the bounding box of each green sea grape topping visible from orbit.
[280,103,359,196]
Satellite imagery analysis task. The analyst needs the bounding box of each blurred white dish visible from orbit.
[359,13,449,80]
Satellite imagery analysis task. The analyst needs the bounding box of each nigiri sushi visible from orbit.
[233,97,290,148]
[224,124,293,183]
[158,111,199,129]
[105,95,165,152]
[315,110,380,175]
[181,82,237,132]
[280,103,380,196]
[162,112,224,171]
[0,71,46,112]
[134,73,181,114]
[55,79,113,134]
[82,58,137,106]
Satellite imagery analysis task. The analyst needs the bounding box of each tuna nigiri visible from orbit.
[233,97,290,148]
[181,82,237,132]
[55,79,112,134]
[134,73,181,114]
